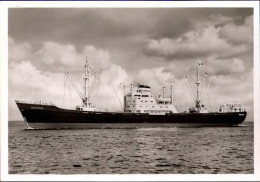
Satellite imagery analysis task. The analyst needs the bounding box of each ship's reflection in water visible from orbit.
[9,121,253,174]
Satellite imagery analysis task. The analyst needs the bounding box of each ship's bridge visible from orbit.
[124,84,178,115]
[126,84,152,97]
[136,85,151,97]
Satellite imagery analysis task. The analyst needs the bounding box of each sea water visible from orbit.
[8,121,253,174]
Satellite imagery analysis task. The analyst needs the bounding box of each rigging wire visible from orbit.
[175,79,187,106]
[175,90,186,106]
[205,78,213,111]
[112,84,124,109]
[62,74,70,107]
[66,71,84,100]
[200,73,207,99]
[62,73,66,106]
[212,78,216,112]
[201,76,210,101]
[207,79,212,111]
[98,76,102,109]
[118,84,124,106]
[68,81,72,109]
[118,83,124,99]
[89,69,102,104]
[93,74,100,106]
[184,86,187,111]
[184,75,196,101]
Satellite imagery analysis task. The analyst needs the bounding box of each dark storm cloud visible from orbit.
[8,8,253,74]
[9,8,253,50]
[143,12,253,77]
[8,7,253,76]
[9,8,152,50]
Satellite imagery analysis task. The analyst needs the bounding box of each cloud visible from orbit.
[31,42,79,72]
[203,57,246,75]
[219,15,253,45]
[8,37,113,73]
[144,25,249,60]
[81,46,111,71]
[137,67,171,83]
[193,14,235,30]
[143,13,252,63]
[8,8,253,51]
[30,42,112,73]
[8,37,31,63]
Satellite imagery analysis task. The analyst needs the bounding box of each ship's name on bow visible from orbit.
[31,106,44,109]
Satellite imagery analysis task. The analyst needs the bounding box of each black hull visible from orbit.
[15,102,247,129]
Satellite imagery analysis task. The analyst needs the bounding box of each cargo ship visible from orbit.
[15,58,247,129]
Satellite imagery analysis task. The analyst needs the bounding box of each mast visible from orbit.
[195,62,203,110]
[84,57,91,107]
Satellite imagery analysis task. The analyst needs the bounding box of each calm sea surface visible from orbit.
[8,121,253,174]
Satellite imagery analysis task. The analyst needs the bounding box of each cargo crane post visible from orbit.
[196,62,203,111]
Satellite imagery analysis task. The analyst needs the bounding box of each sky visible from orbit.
[8,8,254,121]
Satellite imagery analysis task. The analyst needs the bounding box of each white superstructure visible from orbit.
[219,103,246,113]
[124,84,178,115]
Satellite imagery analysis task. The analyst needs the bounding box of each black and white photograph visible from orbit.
[1,1,259,181]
